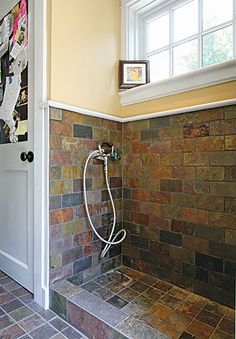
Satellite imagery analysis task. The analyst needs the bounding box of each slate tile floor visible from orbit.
[0,271,87,339]
[56,266,235,339]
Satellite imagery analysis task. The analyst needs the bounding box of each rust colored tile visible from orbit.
[182,207,209,225]
[117,287,139,302]
[159,294,182,309]
[165,310,192,333]
[177,302,201,318]
[147,303,173,321]
[168,286,190,300]
[158,320,182,338]
[50,208,73,225]
[187,319,214,338]
[184,123,210,138]
[153,280,172,292]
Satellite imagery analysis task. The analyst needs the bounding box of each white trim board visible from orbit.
[120,60,236,106]
[46,98,236,123]
[43,101,123,123]
[33,0,49,309]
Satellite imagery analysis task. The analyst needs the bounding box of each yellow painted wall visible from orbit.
[49,0,121,116]
[47,1,236,119]
[120,81,236,118]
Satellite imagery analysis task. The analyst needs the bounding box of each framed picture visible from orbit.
[119,60,150,89]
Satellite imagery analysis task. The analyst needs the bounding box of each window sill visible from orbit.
[119,60,236,106]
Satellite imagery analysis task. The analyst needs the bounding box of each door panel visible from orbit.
[0,0,33,292]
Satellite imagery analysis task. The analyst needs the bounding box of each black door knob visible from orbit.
[20,151,34,163]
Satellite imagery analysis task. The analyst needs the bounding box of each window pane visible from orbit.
[203,26,233,67]
[173,0,198,42]
[149,50,169,82]
[203,0,233,30]
[148,14,169,52]
[173,39,198,75]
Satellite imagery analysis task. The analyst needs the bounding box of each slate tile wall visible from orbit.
[122,105,236,308]
[49,108,123,285]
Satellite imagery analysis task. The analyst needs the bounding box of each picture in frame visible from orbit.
[119,60,150,89]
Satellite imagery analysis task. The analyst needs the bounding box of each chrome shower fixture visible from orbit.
[94,142,121,162]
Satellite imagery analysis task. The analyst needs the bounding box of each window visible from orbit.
[120,0,236,106]
[144,0,234,82]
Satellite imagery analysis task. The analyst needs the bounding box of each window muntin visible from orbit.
[143,0,235,82]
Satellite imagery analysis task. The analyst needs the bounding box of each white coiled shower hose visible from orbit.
[83,150,126,258]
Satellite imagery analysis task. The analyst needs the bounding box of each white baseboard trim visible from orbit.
[43,98,236,123]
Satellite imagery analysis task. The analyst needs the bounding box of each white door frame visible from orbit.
[33,0,49,308]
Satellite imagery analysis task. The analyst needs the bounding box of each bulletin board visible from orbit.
[0,0,28,144]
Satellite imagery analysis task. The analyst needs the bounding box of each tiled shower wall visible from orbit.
[122,106,236,308]
[49,108,123,285]
[49,105,236,308]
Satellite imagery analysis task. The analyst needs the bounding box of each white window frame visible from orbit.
[120,0,236,106]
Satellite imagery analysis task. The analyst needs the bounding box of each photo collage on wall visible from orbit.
[0,0,28,144]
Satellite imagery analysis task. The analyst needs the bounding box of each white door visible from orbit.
[0,0,34,292]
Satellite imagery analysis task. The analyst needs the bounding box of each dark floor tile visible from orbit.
[203,301,228,317]
[9,306,33,321]
[62,325,83,339]
[19,314,45,332]
[107,295,128,309]
[0,323,25,338]
[27,301,43,312]
[0,277,13,285]
[30,323,58,339]
[0,292,15,305]
[38,309,57,321]
[217,317,235,336]
[0,287,6,296]
[81,281,100,293]
[11,288,29,298]
[92,287,113,301]
[19,294,34,305]
[139,275,158,286]
[4,282,22,292]
[129,281,149,293]
[196,309,222,327]
[179,332,196,339]
[0,315,14,331]
[50,317,68,331]
[1,299,24,313]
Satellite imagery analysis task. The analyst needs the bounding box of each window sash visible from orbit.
[141,0,235,79]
